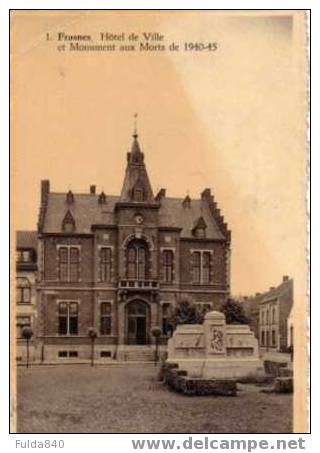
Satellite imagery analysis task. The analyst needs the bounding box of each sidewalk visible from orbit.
[16,359,159,367]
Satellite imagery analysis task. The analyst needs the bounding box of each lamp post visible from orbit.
[22,326,33,368]
[151,326,162,366]
[88,327,98,367]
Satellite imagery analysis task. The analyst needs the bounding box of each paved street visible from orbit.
[16,364,292,433]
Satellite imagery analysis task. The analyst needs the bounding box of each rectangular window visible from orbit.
[192,252,201,283]
[58,246,80,282]
[22,251,31,262]
[202,252,211,284]
[16,277,31,304]
[69,247,80,282]
[100,302,112,335]
[272,330,276,347]
[163,250,174,283]
[59,247,69,282]
[99,247,112,282]
[266,331,270,347]
[58,301,79,336]
[261,331,265,346]
[69,302,79,334]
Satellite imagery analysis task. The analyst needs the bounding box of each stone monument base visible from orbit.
[168,357,264,379]
[167,311,264,380]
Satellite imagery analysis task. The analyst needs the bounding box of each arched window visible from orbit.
[126,239,149,280]
[16,277,31,303]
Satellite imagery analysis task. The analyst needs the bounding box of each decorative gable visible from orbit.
[62,210,76,233]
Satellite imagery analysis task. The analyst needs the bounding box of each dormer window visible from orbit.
[66,190,74,204]
[195,227,206,239]
[133,187,144,202]
[192,216,207,238]
[62,210,76,233]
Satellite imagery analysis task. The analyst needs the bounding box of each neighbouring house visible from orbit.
[244,276,294,352]
[15,230,38,361]
[35,130,232,361]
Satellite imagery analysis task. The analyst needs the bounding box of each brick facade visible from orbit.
[35,133,231,361]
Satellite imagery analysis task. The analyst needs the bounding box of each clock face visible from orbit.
[135,214,143,225]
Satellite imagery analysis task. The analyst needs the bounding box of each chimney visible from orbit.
[41,180,50,203]
[283,275,289,282]
[201,188,211,199]
[90,185,96,194]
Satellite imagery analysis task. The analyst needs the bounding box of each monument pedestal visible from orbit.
[167,311,264,379]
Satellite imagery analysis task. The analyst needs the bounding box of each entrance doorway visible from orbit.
[126,300,148,345]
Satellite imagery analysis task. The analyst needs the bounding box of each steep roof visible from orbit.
[41,192,225,239]
[16,231,38,249]
[120,135,154,202]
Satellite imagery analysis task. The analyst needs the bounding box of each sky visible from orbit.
[11,11,307,297]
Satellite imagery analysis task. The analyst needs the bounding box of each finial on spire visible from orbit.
[133,113,138,138]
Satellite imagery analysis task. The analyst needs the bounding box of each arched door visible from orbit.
[126,300,148,345]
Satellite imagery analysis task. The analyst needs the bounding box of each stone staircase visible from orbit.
[120,346,156,362]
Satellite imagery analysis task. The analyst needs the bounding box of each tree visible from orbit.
[168,300,207,331]
[221,298,249,325]
[22,326,33,368]
[88,327,98,367]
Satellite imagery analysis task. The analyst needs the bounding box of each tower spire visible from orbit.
[133,113,138,139]
[119,125,154,202]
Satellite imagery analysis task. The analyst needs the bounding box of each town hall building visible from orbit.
[36,131,231,361]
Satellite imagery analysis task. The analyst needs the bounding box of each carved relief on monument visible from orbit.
[210,327,225,353]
